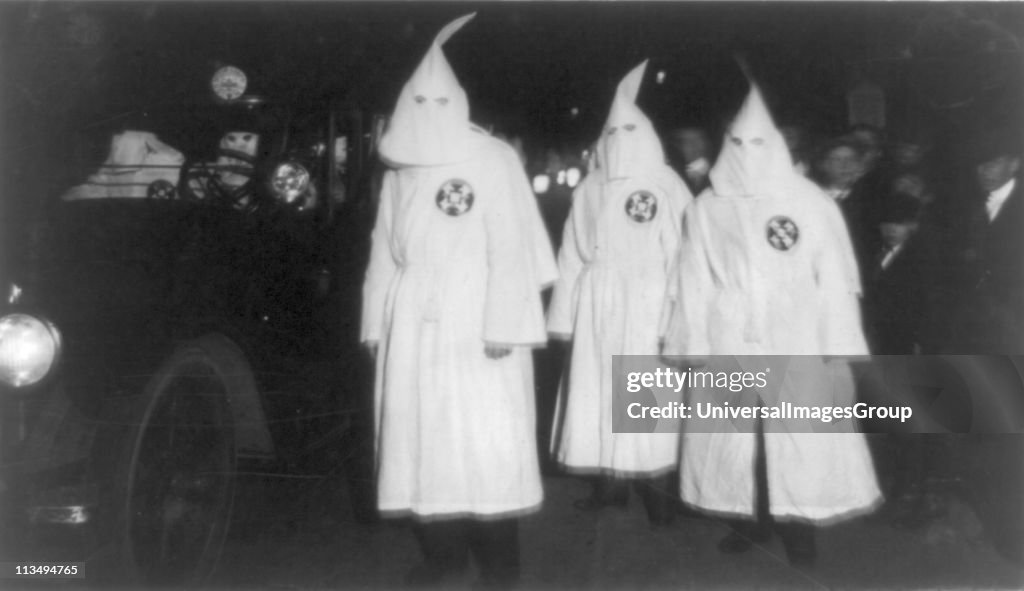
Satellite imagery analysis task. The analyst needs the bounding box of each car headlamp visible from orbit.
[532,174,551,195]
[566,167,582,188]
[270,162,311,205]
[0,313,62,388]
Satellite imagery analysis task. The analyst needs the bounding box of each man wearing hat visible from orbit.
[361,14,557,587]
[944,127,1024,566]
[813,135,878,280]
[947,128,1023,354]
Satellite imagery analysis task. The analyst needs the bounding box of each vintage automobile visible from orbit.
[0,66,382,584]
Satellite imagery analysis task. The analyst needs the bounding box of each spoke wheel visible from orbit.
[111,337,240,585]
[178,160,218,202]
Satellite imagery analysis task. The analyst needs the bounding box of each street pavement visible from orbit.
[3,467,1021,589]
[206,472,1023,590]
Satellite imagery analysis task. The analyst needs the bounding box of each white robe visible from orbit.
[62,131,184,200]
[664,181,882,523]
[548,166,692,475]
[361,136,557,519]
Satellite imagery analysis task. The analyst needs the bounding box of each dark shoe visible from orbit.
[470,518,520,590]
[717,528,771,554]
[409,520,471,587]
[573,475,628,511]
[644,494,676,528]
[597,478,630,507]
[635,476,676,528]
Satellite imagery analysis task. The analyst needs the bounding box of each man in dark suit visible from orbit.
[944,128,1024,566]
[948,130,1024,354]
[813,136,880,280]
[863,194,938,355]
[861,194,946,528]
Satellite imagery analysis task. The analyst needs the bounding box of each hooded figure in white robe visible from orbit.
[663,82,881,524]
[548,61,692,478]
[361,13,557,521]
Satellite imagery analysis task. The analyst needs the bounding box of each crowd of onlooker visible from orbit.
[664,118,1022,358]
[660,116,1022,557]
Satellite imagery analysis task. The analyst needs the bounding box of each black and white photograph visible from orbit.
[1,1,1022,589]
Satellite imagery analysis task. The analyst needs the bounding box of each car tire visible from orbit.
[102,334,244,586]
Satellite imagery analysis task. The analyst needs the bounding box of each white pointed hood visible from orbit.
[378,13,486,167]
[709,82,796,198]
[596,60,666,182]
[708,80,862,343]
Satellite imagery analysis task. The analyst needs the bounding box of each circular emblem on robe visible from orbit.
[624,191,658,223]
[766,215,800,251]
[435,179,475,216]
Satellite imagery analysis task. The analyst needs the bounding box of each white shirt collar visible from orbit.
[880,242,905,270]
[685,157,710,177]
[987,178,1016,222]
[826,186,851,202]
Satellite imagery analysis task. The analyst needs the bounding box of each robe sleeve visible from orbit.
[482,152,553,347]
[663,199,714,357]
[546,183,587,340]
[360,171,397,344]
[815,197,870,356]
[658,171,695,339]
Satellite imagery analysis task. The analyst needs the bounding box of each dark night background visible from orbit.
[1,4,1024,586]
[1,1,1022,268]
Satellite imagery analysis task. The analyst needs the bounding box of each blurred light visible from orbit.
[29,505,89,525]
[532,174,551,194]
[556,170,567,185]
[656,70,666,84]
[334,137,349,166]
[0,314,62,388]
[270,162,311,205]
[566,167,582,188]
[570,107,580,118]
[8,284,22,305]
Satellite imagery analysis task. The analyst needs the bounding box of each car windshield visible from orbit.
[83,100,291,166]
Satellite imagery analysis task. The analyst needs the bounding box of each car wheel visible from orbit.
[108,335,241,585]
